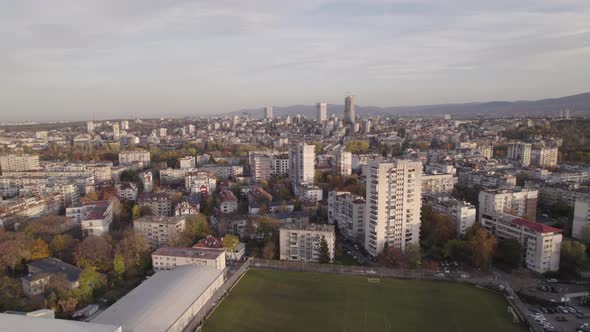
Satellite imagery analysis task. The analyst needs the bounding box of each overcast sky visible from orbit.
[1,0,590,121]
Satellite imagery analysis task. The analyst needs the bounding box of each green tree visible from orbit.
[494,239,522,270]
[560,240,586,277]
[49,234,76,260]
[346,140,370,154]
[113,254,126,280]
[75,267,107,301]
[131,204,141,220]
[318,236,331,264]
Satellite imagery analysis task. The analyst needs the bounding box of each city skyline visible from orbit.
[2,0,590,122]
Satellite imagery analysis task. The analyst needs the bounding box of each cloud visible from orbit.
[0,0,589,121]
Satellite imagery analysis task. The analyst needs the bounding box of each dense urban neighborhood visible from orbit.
[1,101,590,332]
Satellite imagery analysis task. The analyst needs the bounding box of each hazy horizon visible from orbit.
[2,0,590,122]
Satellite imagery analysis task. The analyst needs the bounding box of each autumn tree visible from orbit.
[74,236,113,272]
[49,234,77,261]
[222,234,240,252]
[31,238,50,260]
[494,239,522,270]
[74,267,107,302]
[113,254,126,280]
[466,224,497,269]
[0,233,33,271]
[420,206,456,258]
[114,230,150,278]
[131,204,141,220]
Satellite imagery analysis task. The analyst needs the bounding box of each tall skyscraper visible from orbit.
[364,160,422,256]
[344,95,355,124]
[112,122,120,140]
[87,121,95,133]
[289,143,315,186]
[507,142,531,166]
[317,102,327,122]
[334,146,352,176]
[264,106,273,119]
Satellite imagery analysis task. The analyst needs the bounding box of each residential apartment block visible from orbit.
[328,191,365,242]
[66,200,113,237]
[573,199,590,241]
[289,143,315,186]
[138,192,172,217]
[0,154,40,172]
[481,213,561,273]
[425,195,476,235]
[364,160,422,256]
[478,188,538,221]
[134,215,186,249]
[118,150,151,167]
[279,223,335,263]
[507,142,532,166]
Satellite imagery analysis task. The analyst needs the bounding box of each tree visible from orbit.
[494,239,522,270]
[377,245,405,268]
[58,297,78,314]
[31,238,50,261]
[346,140,370,154]
[222,234,240,252]
[466,225,496,269]
[185,214,210,241]
[420,206,456,258]
[49,234,77,260]
[443,239,472,263]
[560,240,586,277]
[113,254,126,280]
[579,224,590,244]
[115,230,150,278]
[262,235,277,260]
[318,236,331,264]
[74,236,113,272]
[131,204,141,220]
[0,234,32,271]
[81,191,100,202]
[75,267,107,301]
[0,275,27,311]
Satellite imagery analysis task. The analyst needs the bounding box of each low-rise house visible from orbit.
[193,235,246,261]
[65,200,113,237]
[216,190,238,214]
[21,258,82,297]
[151,246,226,271]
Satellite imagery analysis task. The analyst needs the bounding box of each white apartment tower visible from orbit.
[289,143,315,186]
[572,199,590,240]
[364,160,423,256]
[334,146,352,176]
[317,102,328,122]
[507,142,532,166]
[112,122,120,140]
[86,121,95,133]
[478,188,538,221]
[344,95,355,124]
[264,106,273,119]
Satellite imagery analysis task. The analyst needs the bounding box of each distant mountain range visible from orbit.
[226,92,590,119]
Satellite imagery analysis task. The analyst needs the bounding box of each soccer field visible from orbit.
[202,269,526,332]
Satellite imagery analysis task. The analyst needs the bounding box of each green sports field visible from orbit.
[202,269,525,332]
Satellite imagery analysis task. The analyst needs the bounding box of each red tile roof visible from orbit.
[511,218,562,234]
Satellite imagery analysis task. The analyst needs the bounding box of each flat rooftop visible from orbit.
[92,265,223,332]
[152,247,225,260]
[0,313,121,332]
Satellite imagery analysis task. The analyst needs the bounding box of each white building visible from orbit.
[264,106,273,119]
[289,143,315,186]
[141,171,153,193]
[112,122,120,140]
[185,171,216,195]
[249,151,272,183]
[531,147,558,169]
[271,153,290,177]
[279,223,335,263]
[216,189,238,214]
[422,173,457,193]
[0,313,122,332]
[179,156,196,169]
[344,95,355,124]
[66,200,113,237]
[334,146,352,176]
[138,192,172,217]
[507,142,532,166]
[115,182,138,201]
[92,265,224,332]
[427,195,476,235]
[0,154,40,172]
[296,183,323,202]
[573,199,590,241]
[134,215,186,249]
[481,213,562,273]
[152,247,226,271]
[317,102,327,122]
[118,150,150,167]
[328,191,365,242]
[364,160,422,256]
[478,188,538,222]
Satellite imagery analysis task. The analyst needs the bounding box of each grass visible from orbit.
[203,269,526,332]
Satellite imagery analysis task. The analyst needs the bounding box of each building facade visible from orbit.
[134,215,186,249]
[364,160,423,256]
[279,223,335,263]
[289,143,315,186]
[328,191,365,242]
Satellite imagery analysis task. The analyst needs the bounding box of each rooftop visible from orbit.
[152,246,225,260]
[27,257,82,283]
[280,222,334,233]
[0,313,121,332]
[91,265,223,332]
[135,215,185,225]
[510,218,562,234]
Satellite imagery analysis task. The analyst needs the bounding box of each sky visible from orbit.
[1,0,590,121]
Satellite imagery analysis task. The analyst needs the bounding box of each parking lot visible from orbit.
[528,304,590,332]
